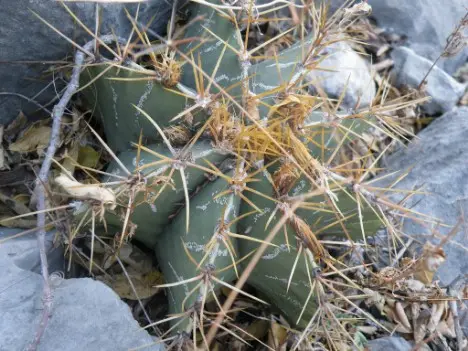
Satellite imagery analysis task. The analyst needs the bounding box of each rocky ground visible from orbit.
[0,0,467,350]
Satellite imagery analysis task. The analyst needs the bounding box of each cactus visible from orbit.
[155,170,241,332]
[65,0,417,345]
[81,65,195,153]
[103,140,228,248]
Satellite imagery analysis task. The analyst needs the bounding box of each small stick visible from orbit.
[417,11,468,90]
[27,34,127,351]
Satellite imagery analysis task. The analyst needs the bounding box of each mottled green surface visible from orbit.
[249,36,313,118]
[81,65,199,153]
[103,140,228,248]
[155,172,239,331]
[237,170,317,328]
[178,0,243,96]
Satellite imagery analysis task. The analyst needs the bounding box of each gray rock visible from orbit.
[307,41,376,109]
[366,336,412,351]
[391,47,466,115]
[331,0,468,75]
[380,107,468,286]
[0,227,63,275]
[0,227,164,351]
[0,0,172,126]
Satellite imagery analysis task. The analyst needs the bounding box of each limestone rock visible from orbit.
[0,227,164,351]
[380,107,468,286]
[391,47,466,115]
[0,0,172,126]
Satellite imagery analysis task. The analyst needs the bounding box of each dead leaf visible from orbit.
[9,123,51,154]
[97,270,163,300]
[357,326,377,335]
[344,2,372,16]
[394,301,412,331]
[461,90,468,106]
[221,285,233,297]
[55,174,116,209]
[427,302,446,333]
[4,111,27,140]
[13,194,30,207]
[268,321,288,350]
[61,142,80,175]
[242,319,269,341]
[78,145,100,169]
[436,320,456,339]
[404,278,427,292]
[414,243,446,284]
[0,216,38,228]
[0,191,30,215]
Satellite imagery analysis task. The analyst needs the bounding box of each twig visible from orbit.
[417,11,468,90]
[26,34,126,351]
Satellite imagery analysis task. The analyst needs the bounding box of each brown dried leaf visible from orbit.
[78,144,100,169]
[61,142,80,175]
[436,320,456,339]
[461,90,468,105]
[242,319,269,341]
[97,270,163,300]
[4,111,27,140]
[427,302,446,334]
[268,322,288,350]
[414,243,446,284]
[0,191,30,215]
[442,31,467,57]
[344,2,372,17]
[55,174,116,208]
[0,217,37,228]
[9,124,51,154]
[394,301,412,331]
[404,278,427,292]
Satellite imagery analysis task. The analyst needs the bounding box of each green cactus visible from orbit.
[80,65,193,153]
[237,169,319,328]
[155,170,240,332]
[80,0,245,153]
[177,0,244,95]
[70,139,229,248]
[67,0,405,343]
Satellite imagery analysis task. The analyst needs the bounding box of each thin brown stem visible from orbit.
[27,34,127,351]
